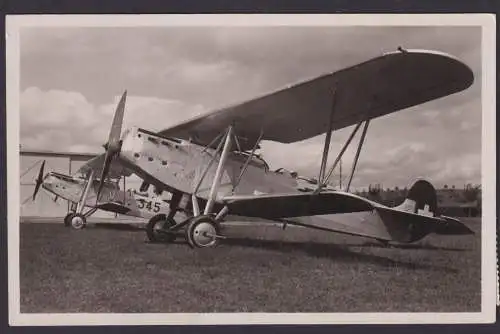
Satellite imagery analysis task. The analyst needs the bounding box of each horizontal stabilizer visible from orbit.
[223,191,373,219]
[372,179,474,242]
[434,215,475,235]
[377,205,445,225]
[375,205,473,242]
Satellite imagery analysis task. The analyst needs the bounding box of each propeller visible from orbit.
[96,90,128,201]
[139,181,150,192]
[32,160,46,201]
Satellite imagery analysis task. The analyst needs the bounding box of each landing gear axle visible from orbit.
[185,215,222,248]
[70,213,87,230]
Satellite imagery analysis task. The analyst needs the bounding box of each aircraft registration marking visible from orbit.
[137,199,161,213]
[417,204,434,217]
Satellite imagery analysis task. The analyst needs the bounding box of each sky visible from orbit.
[19,25,482,190]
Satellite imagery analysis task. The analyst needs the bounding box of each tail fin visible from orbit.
[390,179,474,238]
[394,179,437,217]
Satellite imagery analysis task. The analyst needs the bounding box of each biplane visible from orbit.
[56,48,476,248]
[31,161,185,237]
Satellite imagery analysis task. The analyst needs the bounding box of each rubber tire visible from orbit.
[70,213,87,230]
[146,214,176,243]
[185,215,221,248]
[64,213,75,227]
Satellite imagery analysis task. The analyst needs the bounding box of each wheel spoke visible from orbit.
[70,214,86,230]
[186,215,221,248]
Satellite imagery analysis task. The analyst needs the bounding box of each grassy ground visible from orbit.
[19,218,481,313]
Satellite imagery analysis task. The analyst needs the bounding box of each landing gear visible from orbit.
[146,214,176,243]
[185,215,222,248]
[65,207,96,229]
[63,212,75,227]
[70,213,87,230]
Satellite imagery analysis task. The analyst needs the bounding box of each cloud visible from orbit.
[21,26,481,105]
[261,93,481,189]
[20,87,205,153]
[20,87,95,128]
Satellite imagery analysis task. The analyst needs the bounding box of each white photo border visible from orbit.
[6,13,497,326]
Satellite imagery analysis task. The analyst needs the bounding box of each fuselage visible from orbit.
[118,127,300,201]
[42,172,120,205]
[40,171,171,218]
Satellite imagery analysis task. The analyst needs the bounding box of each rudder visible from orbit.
[394,179,438,217]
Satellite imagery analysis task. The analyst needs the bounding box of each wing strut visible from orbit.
[311,120,363,193]
[346,120,370,191]
[323,121,363,187]
[317,88,338,191]
[192,130,227,198]
[201,131,225,154]
[233,129,264,191]
[83,207,98,218]
[122,176,126,204]
[191,126,234,217]
[76,169,95,214]
[204,126,234,215]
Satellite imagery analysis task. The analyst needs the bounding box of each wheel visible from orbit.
[185,215,221,248]
[70,213,86,230]
[64,212,75,227]
[146,214,176,243]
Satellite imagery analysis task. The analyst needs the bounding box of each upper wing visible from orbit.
[76,154,134,179]
[159,49,474,151]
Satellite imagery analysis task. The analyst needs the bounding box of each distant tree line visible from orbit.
[354,183,482,217]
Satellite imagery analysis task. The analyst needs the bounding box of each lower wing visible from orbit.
[95,201,142,217]
[222,191,373,219]
[222,190,473,243]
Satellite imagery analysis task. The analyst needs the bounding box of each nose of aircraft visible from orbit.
[118,126,143,164]
[41,173,55,188]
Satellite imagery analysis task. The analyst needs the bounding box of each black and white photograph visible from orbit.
[6,14,497,325]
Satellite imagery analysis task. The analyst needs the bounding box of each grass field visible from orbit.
[19,218,481,313]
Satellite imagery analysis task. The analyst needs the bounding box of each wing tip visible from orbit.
[384,48,474,88]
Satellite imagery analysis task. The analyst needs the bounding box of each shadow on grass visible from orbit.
[92,223,144,231]
[222,237,459,273]
[349,241,471,252]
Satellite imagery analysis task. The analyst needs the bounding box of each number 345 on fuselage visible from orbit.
[38,170,174,221]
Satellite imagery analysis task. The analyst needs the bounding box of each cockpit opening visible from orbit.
[274,168,298,178]
[232,151,270,171]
